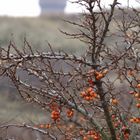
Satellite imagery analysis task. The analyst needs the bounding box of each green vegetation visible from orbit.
[0,14,86,123]
[0,14,85,54]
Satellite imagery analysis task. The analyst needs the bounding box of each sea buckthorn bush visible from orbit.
[0,0,140,139]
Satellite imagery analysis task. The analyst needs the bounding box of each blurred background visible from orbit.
[0,0,139,125]
[0,0,85,125]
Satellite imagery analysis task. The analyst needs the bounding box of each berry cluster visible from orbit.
[136,84,140,108]
[111,114,131,140]
[129,83,140,124]
[50,105,74,121]
[80,87,98,101]
[34,123,51,129]
[87,69,108,81]
[82,130,101,140]
[51,110,60,121]
[130,117,140,124]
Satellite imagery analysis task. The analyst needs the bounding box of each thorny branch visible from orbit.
[0,124,57,140]
[0,0,140,140]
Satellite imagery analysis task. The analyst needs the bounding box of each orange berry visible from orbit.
[80,91,86,97]
[86,87,93,93]
[93,93,98,98]
[129,118,134,123]
[84,96,91,101]
[45,124,51,129]
[93,135,100,140]
[67,109,74,118]
[133,117,138,123]
[89,91,95,96]
[129,117,140,123]
[83,136,88,140]
[137,84,140,89]
[95,70,105,80]
[127,70,135,76]
[39,124,45,128]
[137,118,140,123]
[136,103,140,108]
[51,110,60,121]
[89,96,94,100]
[135,118,140,123]
[111,98,118,105]
[96,73,104,80]
[81,87,98,101]
[134,93,140,98]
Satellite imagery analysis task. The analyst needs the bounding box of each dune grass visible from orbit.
[0,14,85,54]
[0,14,85,123]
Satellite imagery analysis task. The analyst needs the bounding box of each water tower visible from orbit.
[39,0,67,13]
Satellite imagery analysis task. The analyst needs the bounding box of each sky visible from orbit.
[65,0,140,13]
[0,0,139,17]
[0,0,41,17]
